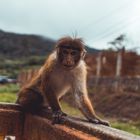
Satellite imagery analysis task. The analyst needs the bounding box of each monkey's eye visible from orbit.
[71,51,78,56]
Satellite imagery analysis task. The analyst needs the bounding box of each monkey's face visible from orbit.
[57,46,83,70]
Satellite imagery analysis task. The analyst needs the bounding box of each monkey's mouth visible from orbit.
[63,64,74,69]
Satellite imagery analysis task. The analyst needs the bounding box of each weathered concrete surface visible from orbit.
[0,103,24,140]
[0,103,98,140]
[0,103,140,140]
[62,116,140,140]
[23,114,98,140]
[39,111,140,140]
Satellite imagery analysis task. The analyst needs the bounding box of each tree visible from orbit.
[108,34,126,77]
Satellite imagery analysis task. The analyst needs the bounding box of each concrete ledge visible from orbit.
[24,114,98,140]
[0,103,24,140]
[0,103,140,140]
[38,110,140,140]
[62,116,140,140]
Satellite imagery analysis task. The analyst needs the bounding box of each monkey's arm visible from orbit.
[40,69,62,112]
[75,88,109,126]
[44,87,67,124]
[45,87,61,111]
[41,73,66,124]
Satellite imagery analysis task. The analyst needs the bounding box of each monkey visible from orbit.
[16,36,109,126]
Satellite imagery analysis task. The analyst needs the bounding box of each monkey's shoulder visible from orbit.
[73,60,87,75]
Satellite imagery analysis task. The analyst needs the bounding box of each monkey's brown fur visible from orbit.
[16,36,109,126]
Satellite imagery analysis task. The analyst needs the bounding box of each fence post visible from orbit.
[96,52,102,86]
[115,50,122,92]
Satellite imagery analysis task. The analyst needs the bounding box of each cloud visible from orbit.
[0,0,139,52]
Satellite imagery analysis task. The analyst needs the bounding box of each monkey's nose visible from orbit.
[67,60,71,65]
[66,59,74,65]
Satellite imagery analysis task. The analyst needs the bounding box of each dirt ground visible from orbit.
[92,90,140,121]
[64,89,140,122]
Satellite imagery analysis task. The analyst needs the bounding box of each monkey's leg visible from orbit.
[77,94,110,126]
[16,89,43,114]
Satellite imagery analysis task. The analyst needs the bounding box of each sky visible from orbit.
[0,0,140,52]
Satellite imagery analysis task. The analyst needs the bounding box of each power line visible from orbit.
[92,17,140,43]
[79,0,133,33]
[87,14,133,41]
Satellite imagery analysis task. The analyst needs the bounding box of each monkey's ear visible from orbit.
[82,50,87,59]
[55,46,60,54]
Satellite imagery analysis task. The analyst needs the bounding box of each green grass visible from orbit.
[0,84,19,103]
[0,93,17,103]
[0,84,140,136]
[111,121,140,136]
[61,101,83,117]
[0,84,19,94]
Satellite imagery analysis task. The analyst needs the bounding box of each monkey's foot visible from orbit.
[52,110,67,124]
[99,120,110,126]
[89,119,110,126]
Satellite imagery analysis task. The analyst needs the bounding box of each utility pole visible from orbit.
[108,34,125,92]
[96,52,102,86]
[116,50,122,77]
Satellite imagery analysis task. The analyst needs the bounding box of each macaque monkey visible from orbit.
[16,37,109,126]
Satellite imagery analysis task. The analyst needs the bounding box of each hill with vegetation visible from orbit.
[0,29,99,58]
[0,29,99,77]
[0,30,55,58]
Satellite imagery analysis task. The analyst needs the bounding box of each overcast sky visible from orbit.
[0,0,140,52]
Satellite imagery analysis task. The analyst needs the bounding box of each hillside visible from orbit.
[0,30,55,58]
[0,29,99,77]
[0,29,99,58]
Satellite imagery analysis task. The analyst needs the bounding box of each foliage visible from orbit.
[26,56,46,65]
[111,121,140,136]
[0,84,19,94]
[0,56,46,78]
[0,30,55,58]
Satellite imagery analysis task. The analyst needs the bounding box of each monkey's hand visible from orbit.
[52,110,67,124]
[89,119,110,126]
